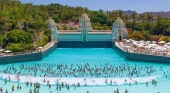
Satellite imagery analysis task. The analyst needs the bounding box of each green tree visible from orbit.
[6,43,24,52]
[5,30,32,45]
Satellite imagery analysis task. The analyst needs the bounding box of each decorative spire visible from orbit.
[47,17,56,28]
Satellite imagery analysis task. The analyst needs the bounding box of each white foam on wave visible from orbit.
[0,73,161,86]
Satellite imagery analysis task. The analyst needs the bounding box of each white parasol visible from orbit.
[4,50,11,53]
[158,41,165,44]
[0,49,4,51]
[38,47,43,49]
[124,46,130,48]
[38,47,43,52]
[152,41,157,44]
[144,46,151,49]
[0,49,5,54]
[4,50,11,56]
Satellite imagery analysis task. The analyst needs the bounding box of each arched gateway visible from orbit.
[82,29,87,41]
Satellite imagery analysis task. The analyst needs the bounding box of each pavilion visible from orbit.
[47,14,128,42]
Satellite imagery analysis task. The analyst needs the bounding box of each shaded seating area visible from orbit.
[122,39,170,56]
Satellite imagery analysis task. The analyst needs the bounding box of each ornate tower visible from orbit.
[78,14,93,41]
[112,17,128,41]
[47,17,57,41]
[78,14,92,32]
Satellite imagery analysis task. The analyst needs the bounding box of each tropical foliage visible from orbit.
[1,0,170,52]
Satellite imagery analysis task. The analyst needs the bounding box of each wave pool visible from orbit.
[0,48,170,93]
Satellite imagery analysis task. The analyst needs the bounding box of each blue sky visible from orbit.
[20,0,170,13]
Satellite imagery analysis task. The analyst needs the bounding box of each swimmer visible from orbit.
[0,87,3,93]
[17,84,19,89]
[59,86,61,91]
[49,83,51,89]
[33,88,36,93]
[155,81,157,86]
[18,77,20,81]
[152,79,155,84]
[74,84,76,89]
[116,88,119,93]
[5,90,8,93]
[129,83,131,86]
[61,82,64,87]
[4,78,7,84]
[30,82,32,86]
[125,89,128,93]
[19,85,22,90]
[44,79,46,83]
[105,79,107,83]
[8,76,10,81]
[26,82,29,86]
[37,90,39,93]
[67,84,70,90]
[56,84,58,90]
[77,82,80,87]
[47,81,49,86]
[29,89,32,93]
[12,85,14,91]
[146,81,148,86]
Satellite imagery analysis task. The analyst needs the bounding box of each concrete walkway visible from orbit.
[41,41,56,52]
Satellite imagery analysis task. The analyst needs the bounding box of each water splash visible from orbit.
[0,73,161,86]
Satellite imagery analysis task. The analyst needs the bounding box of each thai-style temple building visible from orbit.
[47,14,128,42]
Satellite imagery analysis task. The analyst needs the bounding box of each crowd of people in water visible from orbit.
[0,62,169,93]
[0,62,166,78]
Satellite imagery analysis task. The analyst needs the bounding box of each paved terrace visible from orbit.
[115,41,170,57]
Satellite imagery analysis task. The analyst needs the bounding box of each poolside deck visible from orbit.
[115,41,170,57]
[114,41,170,63]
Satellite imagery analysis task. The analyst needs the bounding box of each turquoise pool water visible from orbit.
[0,48,170,93]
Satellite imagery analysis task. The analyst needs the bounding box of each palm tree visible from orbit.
[112,10,119,22]
[146,12,153,23]
[0,0,4,10]
[156,15,162,35]
[110,11,115,23]
[84,7,89,14]
[118,10,124,18]
[75,6,82,17]
[106,10,109,16]
[131,11,137,31]
[124,15,129,23]
[138,13,145,22]
[138,13,146,30]
[143,31,149,40]
[0,11,6,23]
[99,9,104,13]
